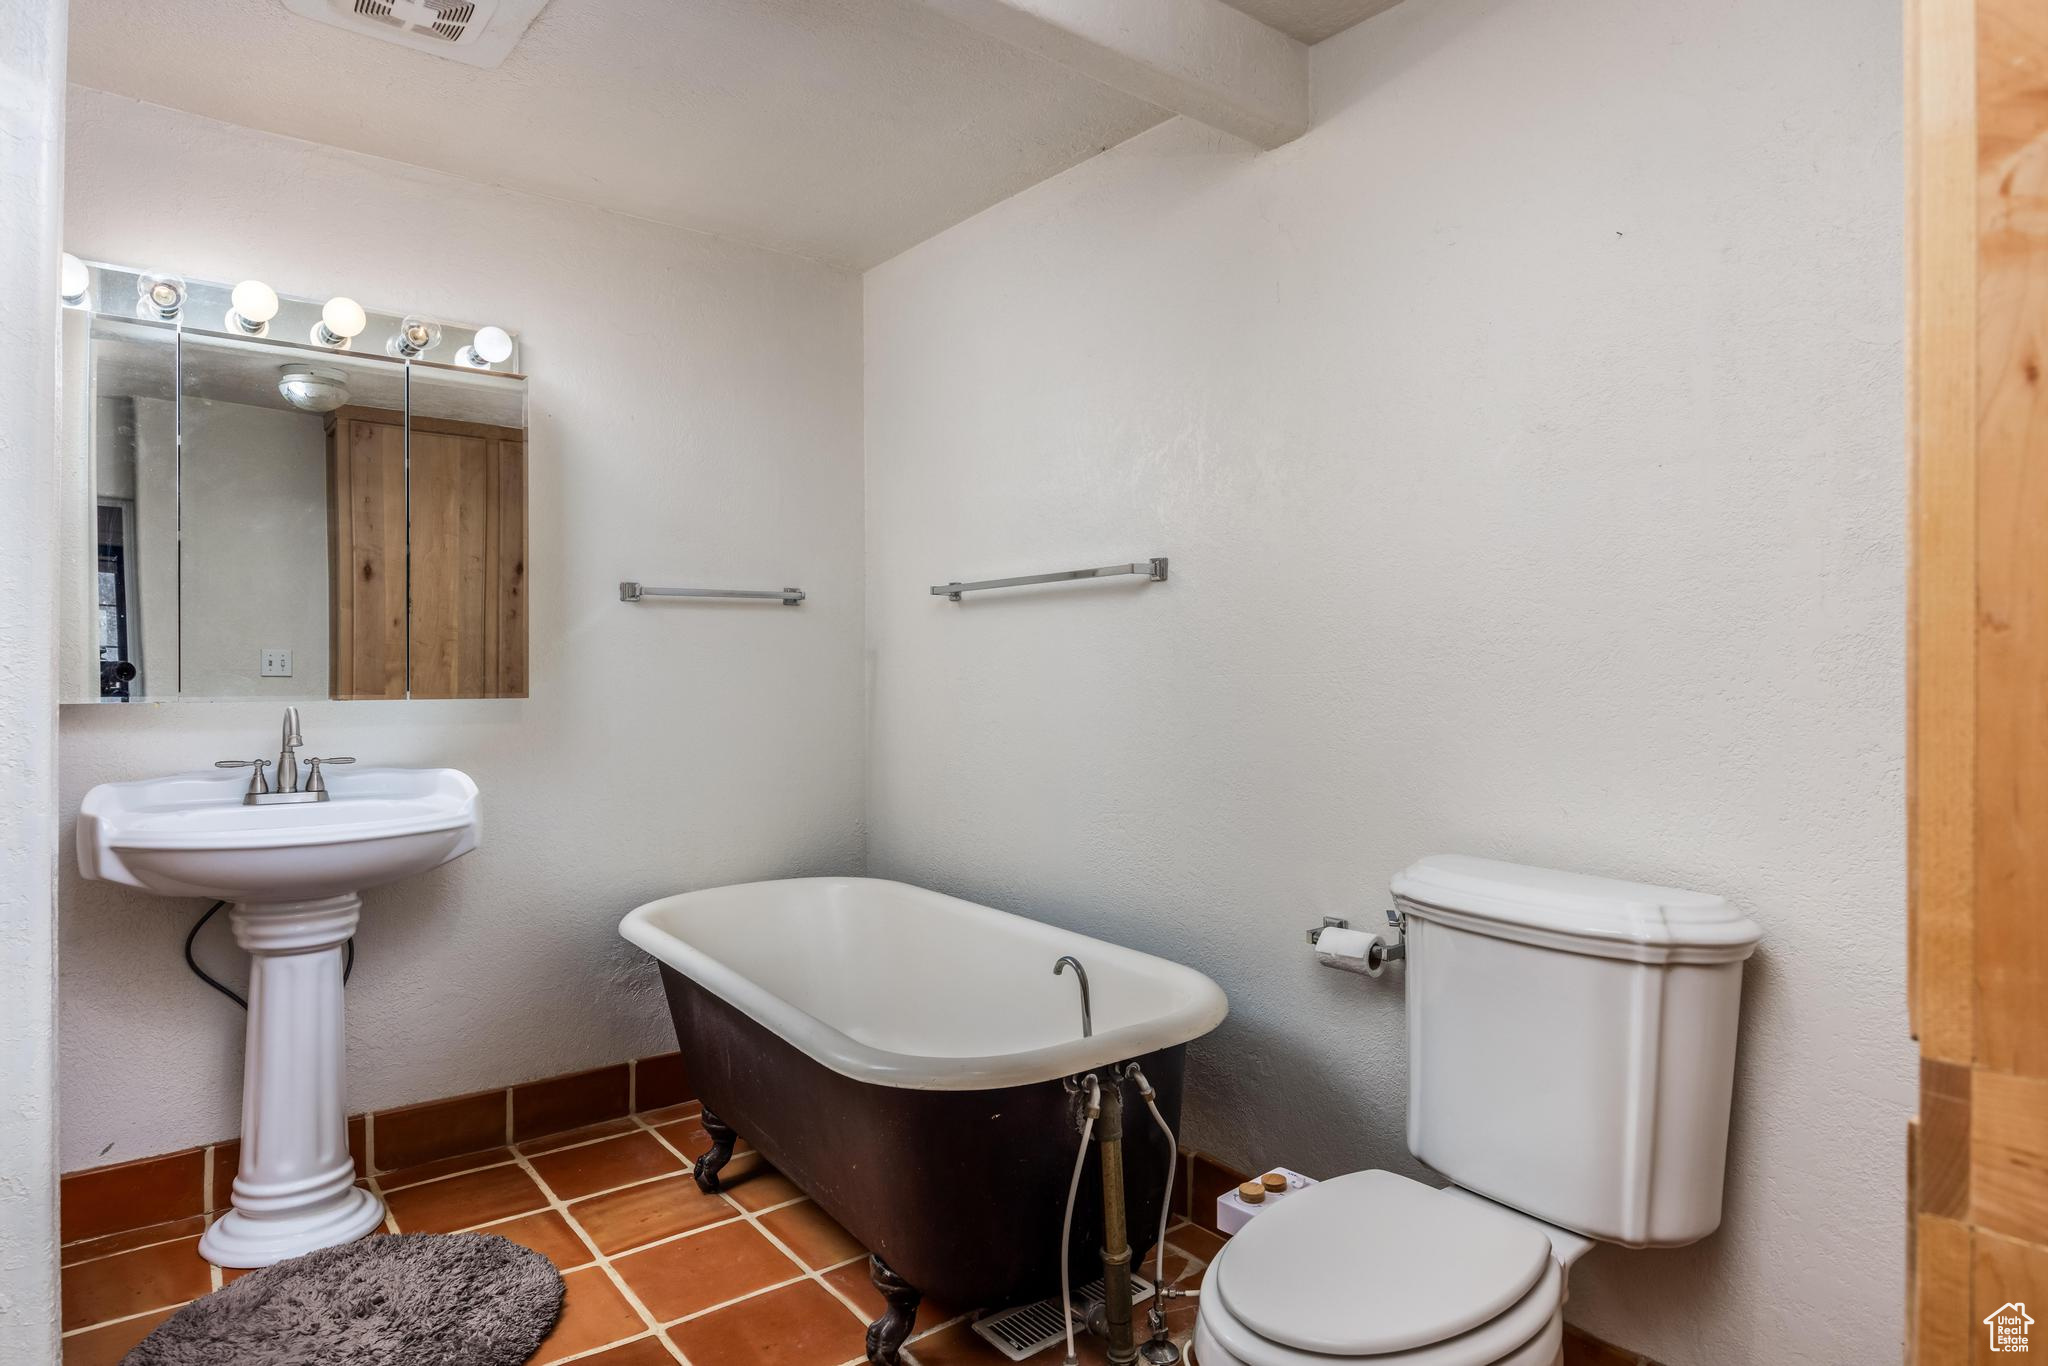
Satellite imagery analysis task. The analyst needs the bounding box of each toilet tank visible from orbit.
[1392,856,1761,1248]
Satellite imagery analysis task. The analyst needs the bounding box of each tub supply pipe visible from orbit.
[1095,1074,1139,1366]
[1061,1075,1103,1366]
[1126,1063,1182,1365]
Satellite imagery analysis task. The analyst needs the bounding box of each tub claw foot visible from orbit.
[865,1254,921,1365]
[693,1108,738,1194]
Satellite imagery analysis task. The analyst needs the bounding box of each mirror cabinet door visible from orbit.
[70,315,178,702]
[402,364,528,699]
[181,332,406,701]
[324,407,409,700]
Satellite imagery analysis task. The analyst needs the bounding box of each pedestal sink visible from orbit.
[78,765,480,1267]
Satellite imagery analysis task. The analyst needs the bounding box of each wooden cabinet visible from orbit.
[325,407,526,699]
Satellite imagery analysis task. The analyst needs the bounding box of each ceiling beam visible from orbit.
[917,0,1311,150]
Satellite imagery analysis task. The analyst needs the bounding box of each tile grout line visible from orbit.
[58,1060,676,1207]
[67,1099,1071,1361]
[203,1142,224,1292]
[366,1170,399,1236]
[456,1122,905,1366]
[494,1129,694,1365]
[632,1113,880,1357]
[631,1113,944,1364]
[658,1271,816,1326]
[58,1302,183,1339]
[62,1223,212,1270]
[629,1113,987,1355]
[545,1332,670,1365]
[52,1103,653,1345]
[624,1113,741,1364]
[374,1105,686,1190]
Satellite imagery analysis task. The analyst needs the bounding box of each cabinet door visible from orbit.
[408,428,527,699]
[407,427,490,699]
[328,417,407,699]
[485,437,527,698]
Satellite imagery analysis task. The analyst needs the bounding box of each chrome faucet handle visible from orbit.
[303,757,354,795]
[214,758,272,797]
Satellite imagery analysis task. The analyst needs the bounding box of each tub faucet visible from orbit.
[1054,955,1092,1038]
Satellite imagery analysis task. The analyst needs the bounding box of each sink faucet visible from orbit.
[216,708,352,806]
[276,707,304,793]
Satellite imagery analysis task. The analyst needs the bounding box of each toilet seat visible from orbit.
[1196,1290,1563,1366]
[1193,1170,1568,1366]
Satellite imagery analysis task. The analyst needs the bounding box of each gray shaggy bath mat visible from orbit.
[122,1232,564,1366]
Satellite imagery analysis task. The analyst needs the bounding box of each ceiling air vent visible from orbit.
[281,0,551,68]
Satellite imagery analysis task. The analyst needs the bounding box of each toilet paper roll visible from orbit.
[1313,925,1387,978]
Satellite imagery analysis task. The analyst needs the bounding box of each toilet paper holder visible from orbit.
[1306,909,1407,969]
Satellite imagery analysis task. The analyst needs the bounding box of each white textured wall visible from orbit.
[58,89,867,1170]
[176,401,330,697]
[0,0,67,1358]
[862,1,1909,1363]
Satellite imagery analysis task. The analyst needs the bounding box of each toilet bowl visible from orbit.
[1192,1170,1582,1366]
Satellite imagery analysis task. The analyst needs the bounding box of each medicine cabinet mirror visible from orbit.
[58,262,528,703]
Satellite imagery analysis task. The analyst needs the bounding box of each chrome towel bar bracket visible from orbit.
[932,557,1167,602]
[621,582,805,605]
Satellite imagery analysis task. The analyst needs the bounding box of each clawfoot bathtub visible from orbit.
[620,877,1228,1365]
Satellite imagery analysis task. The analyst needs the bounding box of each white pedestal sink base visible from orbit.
[201,1186,385,1268]
[198,894,386,1269]
[77,764,480,1265]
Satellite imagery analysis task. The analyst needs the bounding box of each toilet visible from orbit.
[1195,855,1762,1366]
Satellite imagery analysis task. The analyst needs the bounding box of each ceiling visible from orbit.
[66,0,1395,270]
[1224,0,1405,44]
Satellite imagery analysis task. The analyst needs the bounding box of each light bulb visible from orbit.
[226,279,279,335]
[60,254,90,307]
[135,272,186,321]
[387,314,443,358]
[312,296,367,347]
[458,325,513,368]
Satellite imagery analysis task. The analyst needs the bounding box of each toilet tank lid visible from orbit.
[1391,855,1762,964]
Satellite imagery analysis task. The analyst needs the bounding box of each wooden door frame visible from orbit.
[1908,0,2048,1359]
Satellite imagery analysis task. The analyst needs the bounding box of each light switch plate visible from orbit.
[260,649,292,678]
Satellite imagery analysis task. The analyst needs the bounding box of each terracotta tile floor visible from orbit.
[58,1101,1213,1365]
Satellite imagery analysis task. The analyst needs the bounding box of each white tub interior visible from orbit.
[622,877,1228,1089]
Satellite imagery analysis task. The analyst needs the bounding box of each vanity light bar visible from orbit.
[60,259,523,372]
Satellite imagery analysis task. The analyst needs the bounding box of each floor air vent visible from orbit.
[284,0,549,68]
[970,1276,1155,1362]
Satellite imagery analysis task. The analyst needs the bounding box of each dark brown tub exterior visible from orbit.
[658,965,1183,1327]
